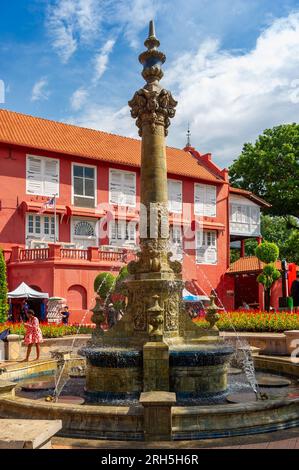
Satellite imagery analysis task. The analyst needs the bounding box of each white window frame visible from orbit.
[26,213,59,247]
[168,178,183,214]
[26,154,60,197]
[71,162,97,207]
[229,202,261,236]
[195,230,218,265]
[109,220,137,247]
[194,183,217,217]
[170,225,183,261]
[71,217,97,248]
[109,168,136,208]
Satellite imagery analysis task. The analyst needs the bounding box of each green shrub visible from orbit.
[93,272,116,300]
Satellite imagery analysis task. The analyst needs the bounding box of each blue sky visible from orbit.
[1,0,299,167]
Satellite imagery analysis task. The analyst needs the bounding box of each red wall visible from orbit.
[0,143,230,317]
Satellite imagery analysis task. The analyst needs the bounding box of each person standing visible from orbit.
[107,303,117,329]
[291,272,299,311]
[22,309,43,362]
[61,306,70,325]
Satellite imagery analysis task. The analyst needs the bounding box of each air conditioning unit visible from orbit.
[30,240,49,249]
[61,243,77,249]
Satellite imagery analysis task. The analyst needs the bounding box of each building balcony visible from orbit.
[7,244,136,268]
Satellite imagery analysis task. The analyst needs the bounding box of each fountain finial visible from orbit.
[138,21,166,89]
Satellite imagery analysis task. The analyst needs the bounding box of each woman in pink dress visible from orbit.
[22,309,43,361]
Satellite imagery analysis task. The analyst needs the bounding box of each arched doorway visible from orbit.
[67,285,88,310]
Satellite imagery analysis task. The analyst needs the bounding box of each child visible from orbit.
[22,309,43,362]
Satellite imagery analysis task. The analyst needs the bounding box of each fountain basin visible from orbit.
[0,358,299,441]
[80,343,233,400]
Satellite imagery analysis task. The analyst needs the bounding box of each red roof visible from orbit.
[229,187,271,208]
[0,109,223,183]
[227,256,281,274]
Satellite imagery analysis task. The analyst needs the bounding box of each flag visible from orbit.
[39,197,55,213]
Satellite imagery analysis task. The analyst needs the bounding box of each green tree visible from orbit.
[94,272,116,303]
[255,242,281,312]
[229,124,299,217]
[229,215,299,265]
[0,249,8,323]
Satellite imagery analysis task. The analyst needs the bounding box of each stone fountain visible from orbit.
[80,21,233,403]
[0,22,298,444]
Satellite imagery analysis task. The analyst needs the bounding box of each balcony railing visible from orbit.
[9,244,136,265]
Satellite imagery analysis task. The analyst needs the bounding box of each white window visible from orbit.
[196,230,217,265]
[26,155,59,197]
[71,219,97,249]
[72,164,96,208]
[109,220,136,246]
[26,214,57,246]
[168,179,182,213]
[109,169,136,207]
[170,225,183,261]
[194,184,217,217]
[230,203,260,236]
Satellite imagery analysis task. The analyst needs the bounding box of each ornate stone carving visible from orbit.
[164,293,180,331]
[205,295,221,330]
[148,295,164,338]
[128,88,177,136]
[128,19,177,136]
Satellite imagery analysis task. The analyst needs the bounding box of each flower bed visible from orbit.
[193,311,299,333]
[0,322,94,338]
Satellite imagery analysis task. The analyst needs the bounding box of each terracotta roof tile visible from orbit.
[227,256,281,274]
[0,109,223,183]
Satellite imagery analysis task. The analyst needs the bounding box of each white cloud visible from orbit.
[70,87,89,111]
[65,11,299,168]
[46,0,160,62]
[67,104,136,137]
[31,78,50,102]
[162,11,299,165]
[93,39,116,84]
[46,0,103,62]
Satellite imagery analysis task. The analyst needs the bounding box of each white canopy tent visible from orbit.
[8,282,49,299]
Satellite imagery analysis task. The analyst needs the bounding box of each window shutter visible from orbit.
[194,184,205,215]
[206,246,217,264]
[127,222,136,243]
[109,221,117,244]
[27,156,43,195]
[44,159,59,196]
[124,172,136,206]
[205,186,217,217]
[168,180,182,213]
[110,170,122,205]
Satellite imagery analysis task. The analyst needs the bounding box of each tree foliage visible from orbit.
[94,272,116,301]
[255,241,279,264]
[255,241,280,312]
[230,215,299,265]
[0,249,8,323]
[229,124,299,217]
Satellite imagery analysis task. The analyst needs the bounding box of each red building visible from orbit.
[0,109,269,320]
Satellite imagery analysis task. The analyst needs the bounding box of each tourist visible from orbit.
[107,303,117,328]
[291,272,299,312]
[61,305,70,325]
[21,300,29,321]
[22,309,43,362]
[242,301,250,311]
